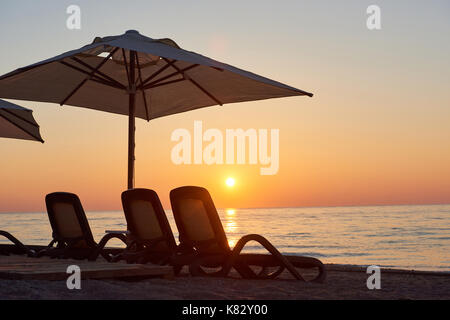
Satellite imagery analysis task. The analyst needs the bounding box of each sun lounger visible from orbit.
[116,188,194,274]
[170,186,326,282]
[38,192,127,261]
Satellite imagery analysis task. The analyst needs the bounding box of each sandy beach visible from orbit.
[1,265,449,300]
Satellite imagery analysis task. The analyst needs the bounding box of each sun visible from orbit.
[225,177,236,187]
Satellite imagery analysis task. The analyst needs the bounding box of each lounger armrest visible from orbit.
[105,230,130,235]
[224,234,305,280]
[0,230,35,257]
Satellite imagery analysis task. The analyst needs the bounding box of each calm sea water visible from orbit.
[1,204,449,271]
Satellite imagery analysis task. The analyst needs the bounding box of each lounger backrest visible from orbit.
[170,186,230,254]
[45,192,96,248]
[121,188,177,252]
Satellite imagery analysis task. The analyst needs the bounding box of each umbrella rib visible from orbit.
[122,48,130,85]
[140,64,199,90]
[59,48,119,106]
[59,61,123,90]
[1,109,40,128]
[148,78,186,89]
[59,78,88,106]
[135,52,150,121]
[89,77,124,90]
[141,59,177,87]
[0,112,44,143]
[188,77,223,106]
[70,57,126,89]
[211,66,224,72]
[162,58,223,106]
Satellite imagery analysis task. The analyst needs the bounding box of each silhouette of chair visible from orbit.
[116,188,195,274]
[170,186,326,282]
[38,192,127,261]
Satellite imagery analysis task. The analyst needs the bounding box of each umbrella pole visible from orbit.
[127,95,136,189]
[127,51,136,189]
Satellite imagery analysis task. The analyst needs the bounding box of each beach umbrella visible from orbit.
[0,99,43,143]
[0,30,312,188]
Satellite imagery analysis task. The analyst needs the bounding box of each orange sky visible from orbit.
[0,1,449,212]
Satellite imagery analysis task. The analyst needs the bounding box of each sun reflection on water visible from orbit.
[225,209,237,247]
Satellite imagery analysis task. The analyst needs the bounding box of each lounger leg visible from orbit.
[188,254,228,277]
[233,260,258,278]
[285,255,326,283]
[257,265,285,279]
[90,233,128,261]
[223,234,304,281]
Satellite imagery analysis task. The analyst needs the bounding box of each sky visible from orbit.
[0,0,449,212]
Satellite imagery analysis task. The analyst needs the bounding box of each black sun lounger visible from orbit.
[37,192,127,261]
[117,188,194,274]
[170,186,326,282]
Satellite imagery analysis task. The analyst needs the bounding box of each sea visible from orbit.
[1,204,449,271]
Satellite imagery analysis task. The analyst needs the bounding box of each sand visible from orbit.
[0,264,449,300]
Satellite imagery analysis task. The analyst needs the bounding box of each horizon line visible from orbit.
[1,201,449,215]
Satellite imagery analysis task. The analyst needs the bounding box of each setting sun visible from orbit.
[226,209,235,215]
[225,177,236,187]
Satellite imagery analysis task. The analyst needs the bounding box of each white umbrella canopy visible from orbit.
[0,30,312,187]
[0,99,43,143]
